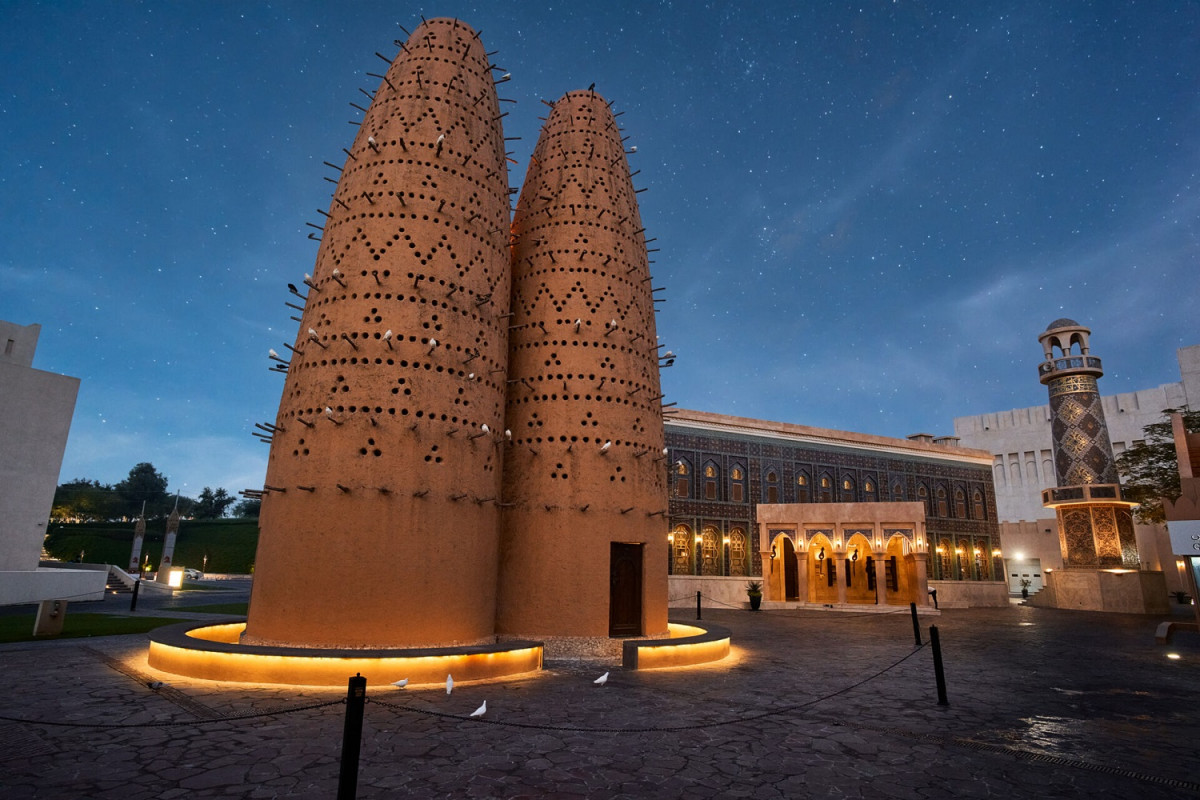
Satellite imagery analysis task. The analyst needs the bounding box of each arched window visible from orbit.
[917,484,930,516]
[674,459,690,499]
[730,465,745,503]
[703,462,719,500]
[796,471,810,502]
[701,526,720,576]
[819,474,833,503]
[841,476,855,502]
[957,538,971,580]
[936,487,949,518]
[670,525,693,574]
[765,470,779,504]
[892,482,904,501]
[973,490,986,520]
[729,529,748,576]
[864,479,876,501]
[936,538,952,580]
[954,488,966,518]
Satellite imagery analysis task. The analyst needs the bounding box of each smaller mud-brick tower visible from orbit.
[497,90,669,646]
[245,18,512,648]
[1037,319,1139,567]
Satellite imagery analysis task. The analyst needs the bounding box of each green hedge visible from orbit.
[44,519,259,573]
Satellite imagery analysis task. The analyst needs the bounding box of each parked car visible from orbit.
[183,568,204,580]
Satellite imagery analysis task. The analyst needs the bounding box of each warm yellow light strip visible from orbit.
[633,636,731,670]
[667,623,704,638]
[149,624,543,686]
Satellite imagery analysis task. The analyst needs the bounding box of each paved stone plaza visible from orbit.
[2,586,1198,798]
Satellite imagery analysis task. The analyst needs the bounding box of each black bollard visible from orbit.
[129,578,141,612]
[696,591,702,620]
[337,673,367,800]
[930,625,948,706]
[909,602,922,646]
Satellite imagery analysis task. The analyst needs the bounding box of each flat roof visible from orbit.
[665,408,994,467]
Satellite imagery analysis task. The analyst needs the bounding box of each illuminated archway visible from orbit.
[807,533,837,604]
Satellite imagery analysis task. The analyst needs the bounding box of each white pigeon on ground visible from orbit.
[594,672,609,686]
[446,674,454,695]
[470,700,487,717]
[391,678,408,689]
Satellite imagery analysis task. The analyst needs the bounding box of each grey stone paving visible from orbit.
[1,588,1198,798]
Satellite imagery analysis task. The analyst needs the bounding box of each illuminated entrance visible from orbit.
[756,502,934,608]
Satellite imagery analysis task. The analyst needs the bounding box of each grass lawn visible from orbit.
[178,602,249,615]
[178,581,235,591]
[0,613,187,644]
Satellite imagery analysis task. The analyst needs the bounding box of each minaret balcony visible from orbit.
[1037,355,1103,384]
[1041,483,1136,508]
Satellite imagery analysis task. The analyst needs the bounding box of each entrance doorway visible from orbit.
[1007,559,1043,594]
[609,543,643,636]
[781,537,799,600]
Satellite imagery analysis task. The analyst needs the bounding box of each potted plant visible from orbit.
[1171,590,1192,605]
[1019,578,1031,600]
[746,581,763,611]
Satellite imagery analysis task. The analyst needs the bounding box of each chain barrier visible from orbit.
[676,587,907,618]
[367,643,927,734]
[0,698,345,729]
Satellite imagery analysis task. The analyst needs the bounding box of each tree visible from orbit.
[1115,407,1200,523]
[114,462,170,518]
[51,479,119,522]
[232,498,261,518]
[193,487,235,519]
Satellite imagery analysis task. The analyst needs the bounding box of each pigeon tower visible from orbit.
[496,90,669,645]
[244,19,512,648]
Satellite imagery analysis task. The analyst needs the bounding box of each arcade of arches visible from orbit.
[755,503,934,608]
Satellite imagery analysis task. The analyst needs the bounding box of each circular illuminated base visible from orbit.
[147,619,543,686]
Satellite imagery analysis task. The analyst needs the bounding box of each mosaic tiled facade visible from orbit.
[1038,319,1139,568]
[665,411,1001,582]
[1047,376,1120,486]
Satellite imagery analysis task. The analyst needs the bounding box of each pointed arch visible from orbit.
[670,524,693,575]
[700,525,720,575]
[702,460,720,500]
[673,457,692,498]
[728,528,748,576]
[729,463,746,503]
[763,465,780,504]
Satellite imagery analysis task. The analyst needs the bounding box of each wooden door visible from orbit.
[609,543,643,636]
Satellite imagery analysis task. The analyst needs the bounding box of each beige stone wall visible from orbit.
[1034,569,1170,614]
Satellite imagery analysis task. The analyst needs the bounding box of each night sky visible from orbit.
[3,1,1197,498]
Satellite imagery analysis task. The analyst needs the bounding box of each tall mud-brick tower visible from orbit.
[245,18,512,648]
[1037,319,1139,568]
[498,90,668,650]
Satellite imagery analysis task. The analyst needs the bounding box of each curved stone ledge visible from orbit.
[621,621,731,670]
[147,619,543,686]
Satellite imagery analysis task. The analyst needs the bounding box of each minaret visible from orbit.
[1037,319,1139,567]
[244,18,512,648]
[497,90,668,645]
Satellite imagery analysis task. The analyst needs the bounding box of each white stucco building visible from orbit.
[0,320,105,607]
